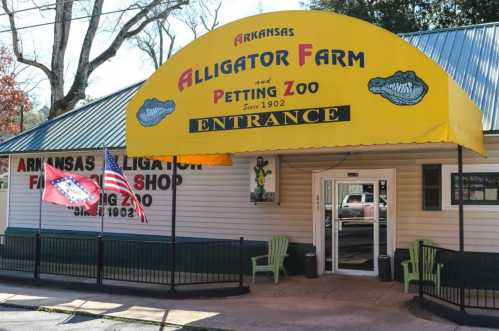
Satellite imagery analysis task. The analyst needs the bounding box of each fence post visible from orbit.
[459,251,465,312]
[418,240,423,299]
[170,242,176,292]
[239,237,244,288]
[96,235,104,285]
[34,233,41,280]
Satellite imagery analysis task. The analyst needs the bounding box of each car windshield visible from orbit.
[346,195,361,203]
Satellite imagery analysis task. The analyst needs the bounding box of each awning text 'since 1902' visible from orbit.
[126,10,485,158]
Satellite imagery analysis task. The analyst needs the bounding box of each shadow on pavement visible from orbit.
[59,313,100,325]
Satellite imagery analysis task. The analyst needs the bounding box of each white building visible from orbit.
[1,17,499,278]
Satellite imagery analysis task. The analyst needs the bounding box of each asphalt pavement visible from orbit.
[0,276,492,331]
[0,306,194,331]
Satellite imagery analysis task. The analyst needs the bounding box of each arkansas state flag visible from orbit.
[42,163,101,216]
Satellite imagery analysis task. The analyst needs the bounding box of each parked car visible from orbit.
[338,193,387,220]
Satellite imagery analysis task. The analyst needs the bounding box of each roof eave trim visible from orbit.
[0,146,126,156]
[0,81,144,150]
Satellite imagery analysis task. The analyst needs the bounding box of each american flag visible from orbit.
[103,149,147,223]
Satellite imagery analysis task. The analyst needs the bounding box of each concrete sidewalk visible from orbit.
[0,275,485,331]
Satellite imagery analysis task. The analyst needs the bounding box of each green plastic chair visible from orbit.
[251,235,289,284]
[402,239,443,293]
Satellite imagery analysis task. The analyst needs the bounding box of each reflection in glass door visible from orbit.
[322,177,389,275]
[336,182,377,273]
[378,180,388,257]
[324,180,333,272]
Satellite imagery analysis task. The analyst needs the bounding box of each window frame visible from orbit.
[422,164,442,211]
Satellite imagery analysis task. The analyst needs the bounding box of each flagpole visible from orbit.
[38,157,44,234]
[170,155,177,291]
[171,155,177,244]
[35,157,44,280]
[100,147,106,235]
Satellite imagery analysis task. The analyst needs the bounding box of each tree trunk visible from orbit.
[50,83,85,118]
[49,78,67,118]
[48,0,74,119]
[7,0,189,119]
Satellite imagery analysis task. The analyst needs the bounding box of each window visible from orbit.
[422,164,441,210]
[0,157,7,190]
[451,173,499,205]
[347,195,361,203]
[364,193,373,203]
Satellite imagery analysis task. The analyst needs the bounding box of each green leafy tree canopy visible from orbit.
[305,0,499,33]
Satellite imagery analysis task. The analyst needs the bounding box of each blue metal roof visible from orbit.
[1,21,499,155]
[402,22,499,131]
[0,82,142,154]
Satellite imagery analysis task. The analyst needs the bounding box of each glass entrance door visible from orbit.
[322,177,389,275]
[336,181,378,274]
[318,171,392,276]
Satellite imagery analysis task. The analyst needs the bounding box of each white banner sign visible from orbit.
[249,156,279,203]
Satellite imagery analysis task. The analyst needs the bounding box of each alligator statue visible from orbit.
[368,71,428,106]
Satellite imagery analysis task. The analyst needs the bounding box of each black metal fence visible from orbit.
[0,234,244,290]
[420,242,499,310]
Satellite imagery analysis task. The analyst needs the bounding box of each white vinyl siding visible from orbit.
[7,152,311,243]
[0,189,6,234]
[6,135,499,252]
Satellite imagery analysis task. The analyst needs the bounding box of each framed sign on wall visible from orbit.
[249,156,279,204]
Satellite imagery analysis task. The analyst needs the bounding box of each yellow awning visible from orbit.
[126,11,485,163]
